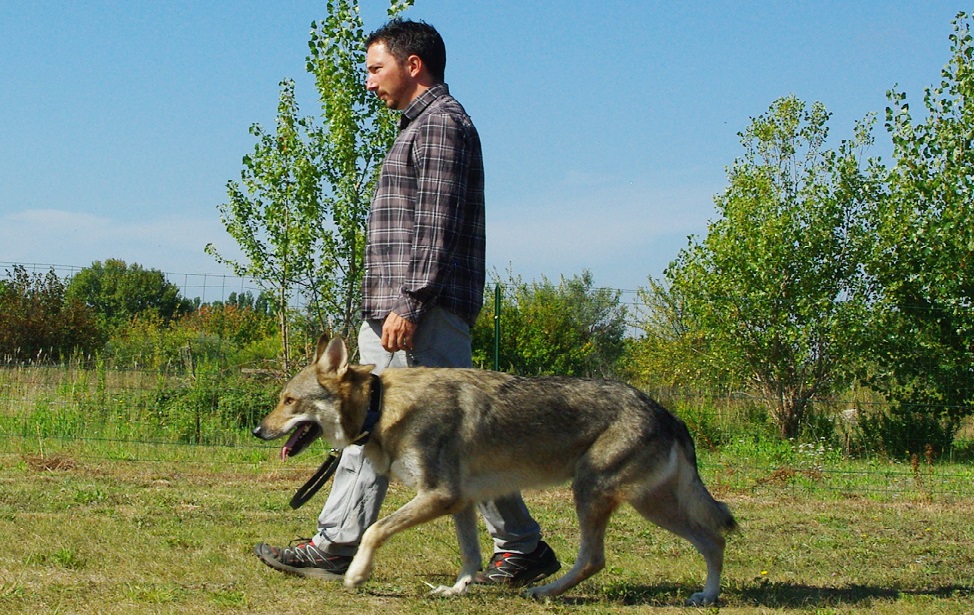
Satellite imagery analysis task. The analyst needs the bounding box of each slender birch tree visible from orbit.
[207,0,412,368]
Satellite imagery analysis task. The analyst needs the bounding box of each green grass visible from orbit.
[1,437,972,614]
[2,364,973,612]
[0,363,279,447]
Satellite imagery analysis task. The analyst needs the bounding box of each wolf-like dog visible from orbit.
[254,336,736,605]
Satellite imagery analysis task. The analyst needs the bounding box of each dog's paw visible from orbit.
[524,586,555,601]
[428,584,467,597]
[685,591,718,607]
[343,575,366,590]
[342,560,372,589]
[427,576,473,597]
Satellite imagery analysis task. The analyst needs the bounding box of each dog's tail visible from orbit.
[681,462,738,536]
[675,422,738,535]
[710,498,738,534]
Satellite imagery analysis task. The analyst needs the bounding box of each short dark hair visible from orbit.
[366,18,446,83]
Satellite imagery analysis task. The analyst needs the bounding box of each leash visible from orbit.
[289,374,384,510]
[289,448,341,509]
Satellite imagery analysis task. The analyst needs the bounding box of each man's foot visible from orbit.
[474,540,561,587]
[254,540,352,580]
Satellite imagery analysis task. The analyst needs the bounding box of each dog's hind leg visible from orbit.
[630,487,726,606]
[344,490,464,590]
[526,487,617,599]
[429,504,480,597]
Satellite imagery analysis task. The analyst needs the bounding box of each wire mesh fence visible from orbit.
[2,261,972,501]
[1,261,267,307]
[2,360,972,501]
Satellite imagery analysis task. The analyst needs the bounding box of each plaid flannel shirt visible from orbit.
[362,84,486,327]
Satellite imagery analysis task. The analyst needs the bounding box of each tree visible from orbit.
[303,0,410,342]
[65,259,192,332]
[664,96,879,438]
[0,265,101,362]
[207,0,412,368]
[860,12,974,455]
[221,290,274,318]
[473,271,627,377]
[627,276,736,392]
[207,79,322,370]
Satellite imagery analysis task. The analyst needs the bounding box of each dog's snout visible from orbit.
[252,425,263,439]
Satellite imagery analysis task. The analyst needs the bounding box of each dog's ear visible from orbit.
[314,335,330,363]
[316,337,348,378]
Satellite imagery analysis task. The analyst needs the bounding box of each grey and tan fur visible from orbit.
[254,336,737,605]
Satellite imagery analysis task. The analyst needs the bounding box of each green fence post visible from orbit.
[493,284,500,371]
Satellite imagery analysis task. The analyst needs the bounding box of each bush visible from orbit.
[851,405,959,460]
[473,271,626,377]
[0,265,102,362]
[150,366,279,444]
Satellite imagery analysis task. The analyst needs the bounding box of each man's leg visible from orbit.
[477,495,539,553]
[314,319,404,555]
[475,493,560,585]
[313,445,389,555]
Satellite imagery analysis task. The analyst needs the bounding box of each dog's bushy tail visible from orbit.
[680,463,737,535]
[712,499,738,534]
[675,422,738,535]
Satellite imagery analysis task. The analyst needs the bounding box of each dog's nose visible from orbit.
[252,426,262,438]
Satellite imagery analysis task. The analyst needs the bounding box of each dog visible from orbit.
[253,336,736,605]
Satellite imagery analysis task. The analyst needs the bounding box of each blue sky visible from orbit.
[0,1,966,293]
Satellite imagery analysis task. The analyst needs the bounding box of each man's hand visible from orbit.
[381,311,418,352]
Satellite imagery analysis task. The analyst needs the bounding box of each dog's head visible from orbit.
[253,336,373,460]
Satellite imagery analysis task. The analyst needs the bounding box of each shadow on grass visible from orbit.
[742,582,973,608]
[557,581,974,608]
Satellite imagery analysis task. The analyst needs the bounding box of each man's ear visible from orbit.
[405,53,424,78]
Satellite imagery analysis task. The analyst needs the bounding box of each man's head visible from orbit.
[365,19,446,110]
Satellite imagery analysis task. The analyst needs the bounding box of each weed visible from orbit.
[207,587,247,608]
[72,485,107,506]
[51,547,85,570]
[0,583,25,599]
[26,547,86,570]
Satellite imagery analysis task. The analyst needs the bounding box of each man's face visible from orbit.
[366,42,414,111]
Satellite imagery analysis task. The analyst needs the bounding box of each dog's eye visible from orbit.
[283,396,295,406]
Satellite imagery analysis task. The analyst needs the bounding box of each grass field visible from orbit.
[2,437,972,614]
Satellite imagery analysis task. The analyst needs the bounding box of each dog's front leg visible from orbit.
[344,490,460,590]
[430,504,480,597]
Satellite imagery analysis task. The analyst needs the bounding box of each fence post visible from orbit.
[493,284,501,371]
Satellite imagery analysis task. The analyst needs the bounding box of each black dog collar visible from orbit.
[354,373,383,445]
[289,373,383,509]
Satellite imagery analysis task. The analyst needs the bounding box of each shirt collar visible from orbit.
[399,83,450,129]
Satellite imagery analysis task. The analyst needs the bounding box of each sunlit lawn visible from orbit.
[1,438,971,614]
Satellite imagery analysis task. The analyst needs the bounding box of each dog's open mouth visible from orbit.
[281,422,323,461]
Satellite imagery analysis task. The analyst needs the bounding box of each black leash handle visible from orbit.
[289,449,342,510]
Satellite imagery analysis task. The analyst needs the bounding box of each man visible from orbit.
[255,18,560,587]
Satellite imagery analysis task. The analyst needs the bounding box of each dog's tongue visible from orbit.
[281,425,305,461]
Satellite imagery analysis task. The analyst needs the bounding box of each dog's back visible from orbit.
[373,367,735,532]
